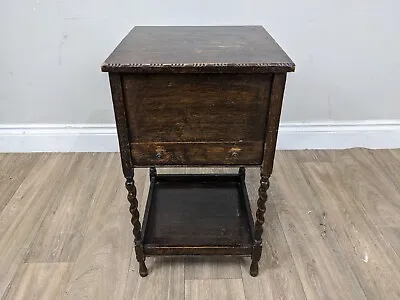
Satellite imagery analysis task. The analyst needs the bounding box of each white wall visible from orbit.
[1,1,400,150]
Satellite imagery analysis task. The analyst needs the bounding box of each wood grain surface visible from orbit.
[24,153,112,263]
[0,153,39,212]
[131,142,263,166]
[102,26,295,73]
[2,263,72,300]
[1,150,400,299]
[63,154,133,300]
[124,74,270,143]
[274,152,367,300]
[0,154,77,298]
[241,168,306,300]
[185,279,246,300]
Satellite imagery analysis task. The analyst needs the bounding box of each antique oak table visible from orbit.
[102,26,295,277]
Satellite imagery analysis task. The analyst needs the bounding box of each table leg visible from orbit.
[250,173,270,276]
[149,167,157,180]
[125,176,148,277]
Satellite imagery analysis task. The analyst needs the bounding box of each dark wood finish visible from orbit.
[131,142,263,166]
[149,166,157,179]
[250,175,270,276]
[103,26,294,277]
[125,177,148,277]
[141,172,254,256]
[239,167,256,242]
[249,73,288,276]
[102,26,295,74]
[140,171,156,253]
[144,246,252,256]
[263,73,288,177]
[108,74,133,178]
[110,74,148,276]
[123,74,271,142]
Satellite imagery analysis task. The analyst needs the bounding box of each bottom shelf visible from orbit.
[141,169,255,256]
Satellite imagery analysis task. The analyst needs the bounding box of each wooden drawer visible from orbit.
[131,142,263,165]
[123,73,271,143]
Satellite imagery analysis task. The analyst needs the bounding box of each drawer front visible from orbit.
[123,74,271,143]
[131,142,263,165]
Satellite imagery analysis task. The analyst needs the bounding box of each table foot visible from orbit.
[139,261,148,277]
[250,261,259,277]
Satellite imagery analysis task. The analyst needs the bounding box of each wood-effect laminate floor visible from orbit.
[1,149,400,300]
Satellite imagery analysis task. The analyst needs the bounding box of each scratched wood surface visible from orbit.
[1,150,400,300]
[124,74,271,143]
[101,26,295,73]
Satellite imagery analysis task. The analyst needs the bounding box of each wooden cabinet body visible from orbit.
[102,26,294,277]
[125,73,271,165]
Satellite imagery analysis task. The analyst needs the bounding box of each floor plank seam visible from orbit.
[0,268,18,300]
[332,164,400,265]
[370,150,400,195]
[183,266,186,300]
[298,162,369,299]
[0,154,40,214]
[360,152,400,262]
[22,155,83,264]
[1,179,27,215]
[184,278,240,282]
[4,155,75,291]
[3,151,400,299]
[59,263,75,300]
[376,225,400,262]
[270,199,308,299]
[122,242,135,299]
[239,273,246,300]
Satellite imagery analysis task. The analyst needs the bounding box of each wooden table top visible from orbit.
[102,26,295,73]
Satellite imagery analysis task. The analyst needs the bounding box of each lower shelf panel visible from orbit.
[141,169,255,256]
[144,245,252,256]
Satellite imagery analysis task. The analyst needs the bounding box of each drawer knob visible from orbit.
[232,151,239,158]
[156,152,162,159]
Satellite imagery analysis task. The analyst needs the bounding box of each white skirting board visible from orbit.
[0,121,400,152]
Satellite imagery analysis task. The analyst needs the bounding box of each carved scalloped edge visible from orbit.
[103,62,295,68]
